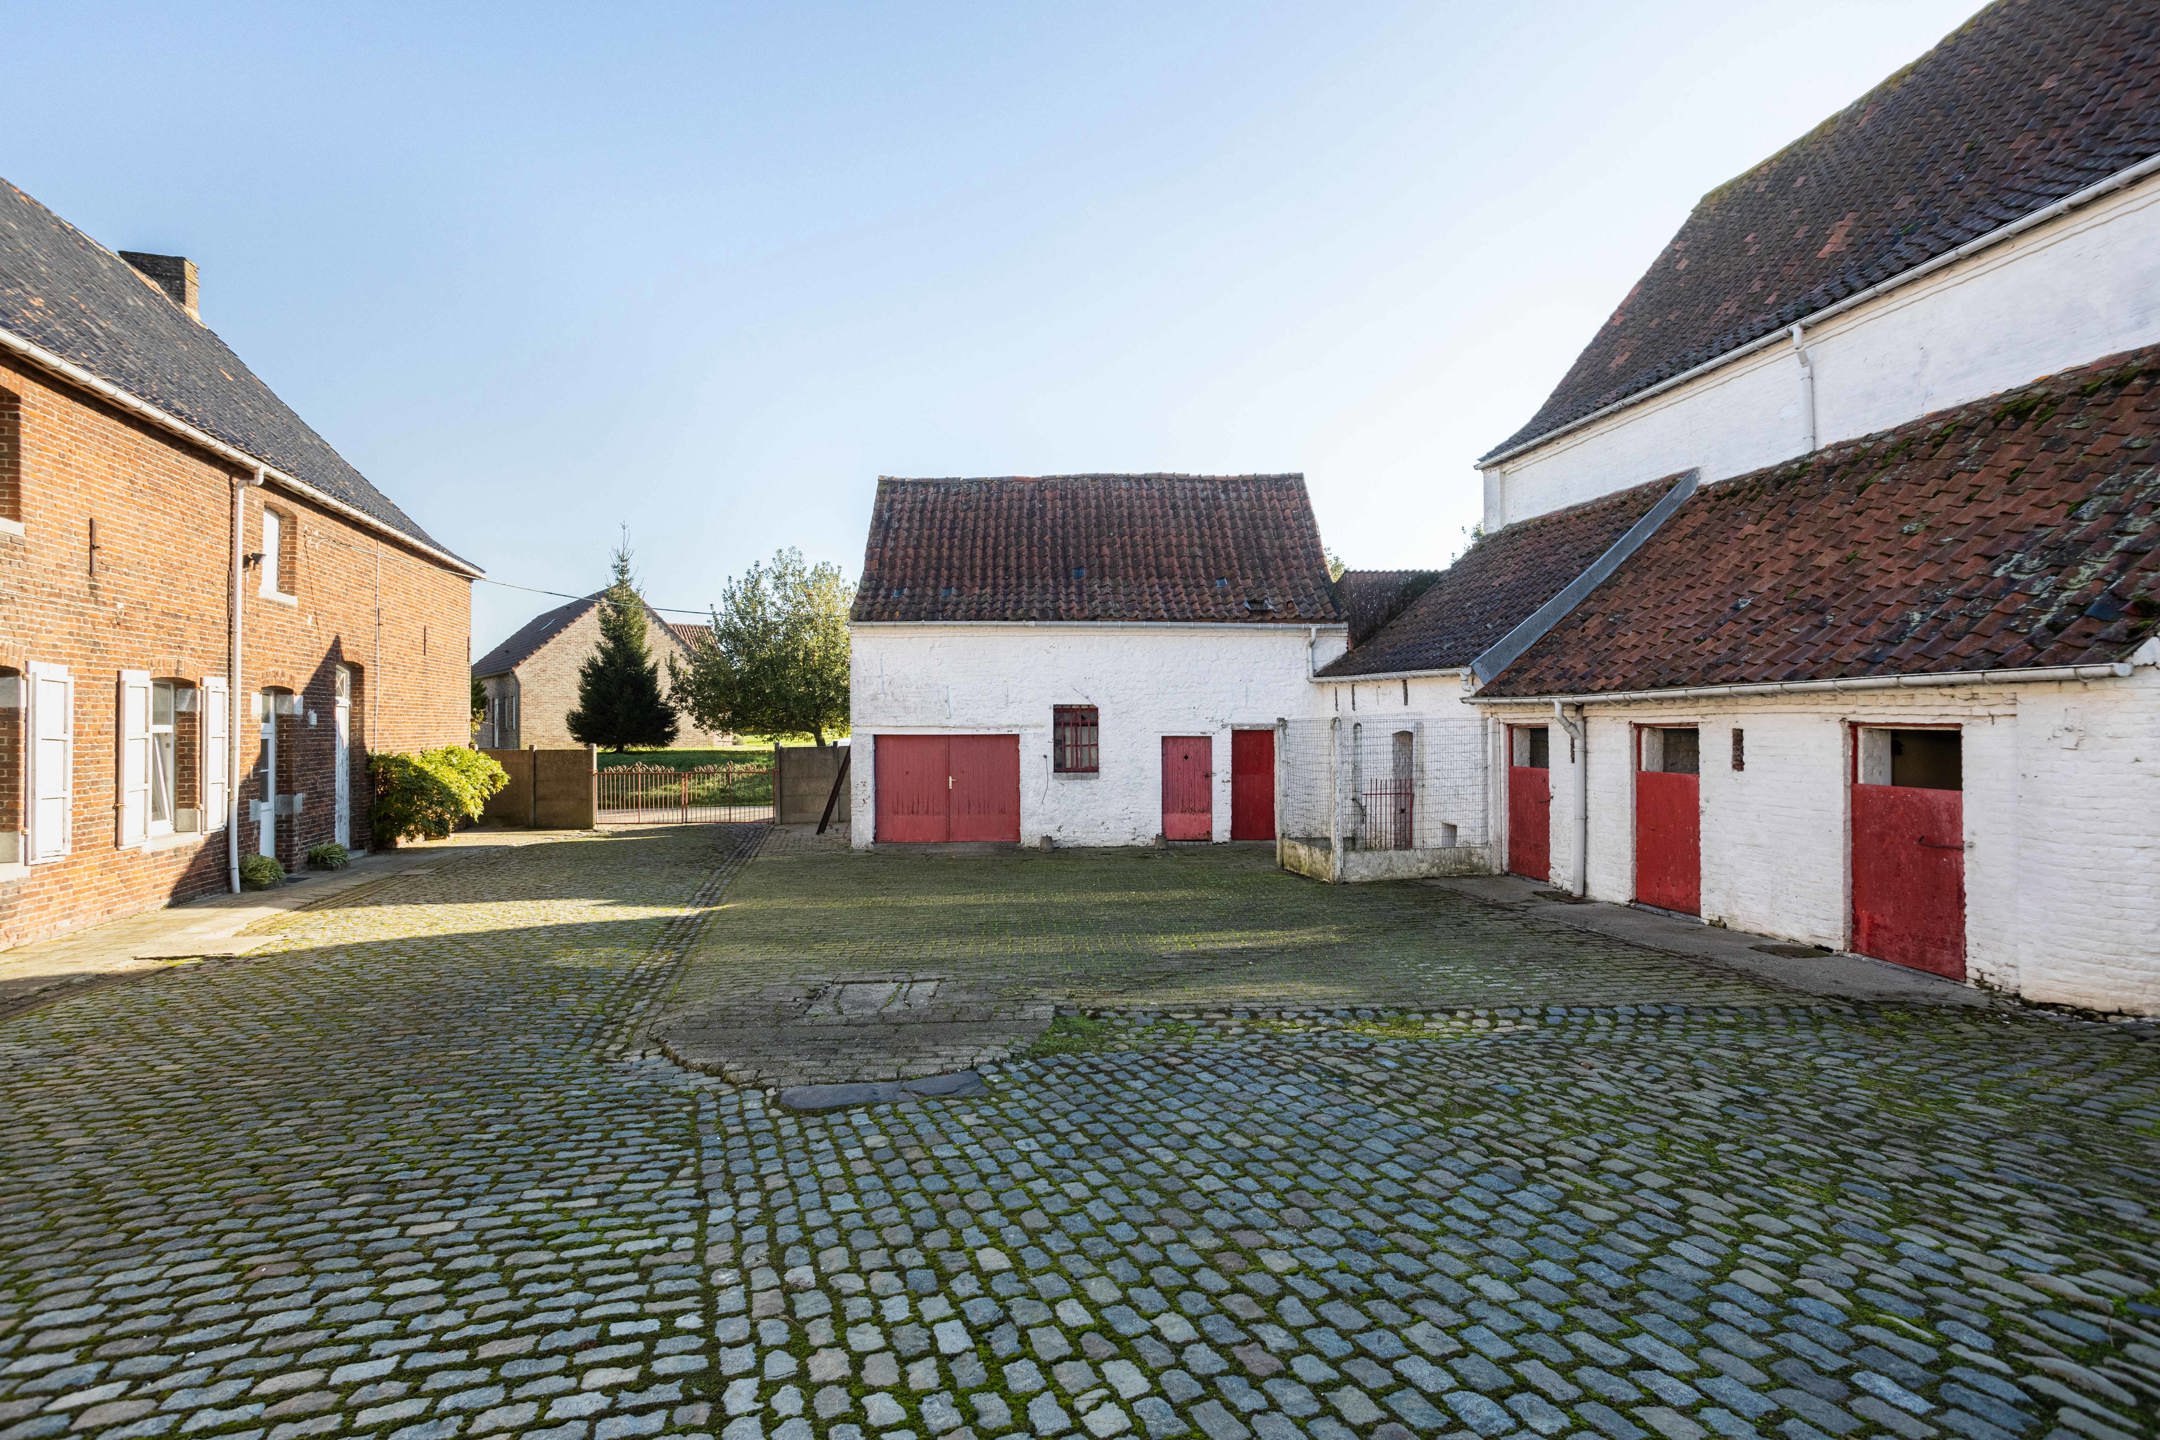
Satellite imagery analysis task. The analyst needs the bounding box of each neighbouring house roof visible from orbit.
[1334,569,1443,646]
[1482,0,2160,463]
[1479,344,2160,699]
[474,592,700,678]
[1317,478,1678,679]
[851,474,1343,625]
[0,177,464,564]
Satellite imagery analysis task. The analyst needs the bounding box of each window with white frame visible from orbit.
[0,667,21,865]
[259,505,296,598]
[149,680,177,834]
[118,674,202,844]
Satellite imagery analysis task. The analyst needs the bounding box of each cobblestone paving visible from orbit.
[5,827,2159,1440]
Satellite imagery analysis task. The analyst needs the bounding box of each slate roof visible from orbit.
[851,474,1342,625]
[472,595,598,678]
[1484,0,2160,462]
[1479,344,2160,698]
[1335,570,1443,646]
[0,177,463,564]
[1317,478,1677,678]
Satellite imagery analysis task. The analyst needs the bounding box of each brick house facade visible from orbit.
[0,179,476,949]
[473,595,729,751]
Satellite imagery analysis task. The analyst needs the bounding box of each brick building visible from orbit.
[472,593,730,750]
[0,177,477,949]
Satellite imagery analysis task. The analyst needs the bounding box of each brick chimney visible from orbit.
[120,252,201,321]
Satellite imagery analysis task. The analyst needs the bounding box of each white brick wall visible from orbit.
[1314,673,1489,849]
[1483,172,2160,529]
[849,623,1346,848]
[1484,665,2160,1014]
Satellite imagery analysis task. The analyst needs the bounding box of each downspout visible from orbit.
[1790,324,1817,452]
[1552,700,1587,897]
[228,466,265,893]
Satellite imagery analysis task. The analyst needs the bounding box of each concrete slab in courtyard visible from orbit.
[2,822,2156,1440]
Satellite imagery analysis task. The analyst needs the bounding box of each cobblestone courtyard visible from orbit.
[3,826,2157,1440]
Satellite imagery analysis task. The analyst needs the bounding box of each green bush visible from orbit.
[239,854,285,890]
[371,746,509,844]
[305,842,350,871]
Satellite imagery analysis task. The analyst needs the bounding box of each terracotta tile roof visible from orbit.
[1480,345,2160,698]
[850,474,1342,625]
[1484,0,2160,461]
[1335,569,1442,645]
[1317,478,1677,678]
[0,177,463,562]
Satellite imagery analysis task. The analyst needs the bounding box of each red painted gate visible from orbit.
[1851,783,1966,979]
[1230,729,1275,841]
[949,734,1021,842]
[1161,736,1213,841]
[1507,726,1551,881]
[1635,727,1701,915]
[874,734,1020,843]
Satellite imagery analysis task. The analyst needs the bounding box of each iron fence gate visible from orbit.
[597,761,774,825]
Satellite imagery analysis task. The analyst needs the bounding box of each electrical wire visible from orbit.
[475,574,714,619]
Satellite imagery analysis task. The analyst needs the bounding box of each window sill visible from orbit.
[1052,770,1101,779]
[140,830,209,854]
[0,861,27,885]
[259,589,298,607]
[0,517,23,539]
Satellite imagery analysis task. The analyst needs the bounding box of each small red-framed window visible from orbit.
[1053,705,1099,774]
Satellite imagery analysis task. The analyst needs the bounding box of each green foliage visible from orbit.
[371,746,509,843]
[239,854,285,890]
[670,547,854,745]
[305,842,351,871]
[567,538,680,752]
[470,677,487,740]
[1325,549,1347,582]
[1025,1014,1114,1057]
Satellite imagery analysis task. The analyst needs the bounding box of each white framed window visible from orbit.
[26,661,73,862]
[149,680,178,835]
[260,507,283,596]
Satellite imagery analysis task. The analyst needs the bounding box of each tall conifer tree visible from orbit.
[567,538,679,751]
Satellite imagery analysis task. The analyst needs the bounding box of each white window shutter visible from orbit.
[27,663,74,862]
[117,670,151,847]
[202,675,230,832]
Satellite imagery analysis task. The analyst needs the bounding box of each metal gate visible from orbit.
[598,761,774,825]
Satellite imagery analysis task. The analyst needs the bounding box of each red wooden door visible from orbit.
[1507,765,1550,880]
[1161,736,1213,841]
[949,735,1021,842]
[1634,771,1701,914]
[1229,729,1275,841]
[875,735,949,842]
[1851,784,1965,978]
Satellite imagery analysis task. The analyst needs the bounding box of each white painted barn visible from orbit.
[848,475,1345,848]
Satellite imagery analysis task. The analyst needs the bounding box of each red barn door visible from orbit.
[1230,729,1275,841]
[1507,725,1551,881]
[1851,728,1965,978]
[875,735,950,843]
[1634,726,1701,915]
[1161,736,1213,841]
[949,735,1021,842]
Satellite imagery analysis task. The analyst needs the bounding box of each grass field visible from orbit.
[594,738,847,770]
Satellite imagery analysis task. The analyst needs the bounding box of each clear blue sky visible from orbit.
[11,1,1979,654]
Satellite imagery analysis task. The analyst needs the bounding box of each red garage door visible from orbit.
[874,734,1020,844]
[1230,729,1275,841]
[1507,725,1551,881]
[1851,727,1965,978]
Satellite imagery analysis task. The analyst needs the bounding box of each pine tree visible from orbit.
[566,539,679,751]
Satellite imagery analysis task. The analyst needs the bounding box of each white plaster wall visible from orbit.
[1484,173,2160,529]
[849,624,1345,848]
[1314,674,1489,849]
[1485,667,2160,1014]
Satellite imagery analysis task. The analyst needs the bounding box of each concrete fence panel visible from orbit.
[774,744,851,826]
[481,746,597,829]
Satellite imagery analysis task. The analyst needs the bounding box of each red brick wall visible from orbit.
[0,354,473,949]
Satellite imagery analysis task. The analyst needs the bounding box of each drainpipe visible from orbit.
[1790,324,1817,452]
[1552,700,1587,897]
[228,467,264,893]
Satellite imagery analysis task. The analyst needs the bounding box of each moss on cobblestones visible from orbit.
[3,826,2158,1440]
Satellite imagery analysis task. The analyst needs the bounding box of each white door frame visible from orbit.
[257,693,277,858]
[333,667,352,849]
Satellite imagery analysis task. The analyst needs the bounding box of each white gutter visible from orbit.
[851,620,1346,633]
[1469,662,2137,708]
[1479,151,2160,468]
[1550,701,1588,897]
[227,467,264,894]
[0,325,483,578]
[1312,665,1469,684]
[1790,324,1817,452]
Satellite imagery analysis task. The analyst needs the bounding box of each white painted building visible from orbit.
[846,475,1345,848]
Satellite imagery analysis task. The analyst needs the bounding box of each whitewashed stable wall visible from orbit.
[849,623,1347,848]
[1484,661,2160,1014]
[1312,673,1489,850]
[1482,172,2160,530]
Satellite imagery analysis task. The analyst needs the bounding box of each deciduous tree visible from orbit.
[671,547,853,744]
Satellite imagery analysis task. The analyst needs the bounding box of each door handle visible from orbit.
[1917,837,1963,850]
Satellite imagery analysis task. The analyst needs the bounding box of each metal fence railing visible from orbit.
[597,761,774,825]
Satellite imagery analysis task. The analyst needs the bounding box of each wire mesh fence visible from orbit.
[597,761,774,825]
[1276,716,1486,878]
